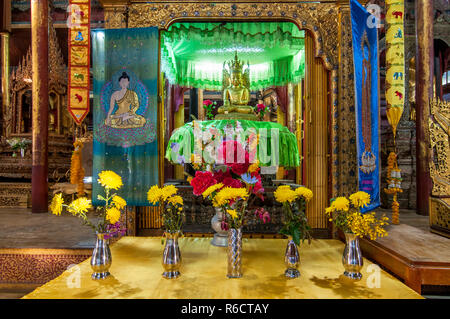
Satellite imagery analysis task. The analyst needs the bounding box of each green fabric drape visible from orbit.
[161,22,305,90]
[165,120,300,168]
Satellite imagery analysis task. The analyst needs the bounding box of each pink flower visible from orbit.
[190,171,217,196]
[254,208,271,224]
[223,177,243,189]
[217,140,251,175]
[203,99,213,106]
[256,103,266,112]
[213,168,232,183]
[221,220,230,231]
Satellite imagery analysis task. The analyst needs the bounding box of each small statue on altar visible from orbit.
[216,52,257,120]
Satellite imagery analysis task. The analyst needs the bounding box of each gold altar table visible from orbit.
[23,237,422,299]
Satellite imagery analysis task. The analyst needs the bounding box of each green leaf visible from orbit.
[292,228,301,246]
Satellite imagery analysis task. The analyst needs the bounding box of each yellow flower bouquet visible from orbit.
[147,184,184,279]
[49,170,127,280]
[50,170,127,235]
[274,185,313,246]
[147,184,184,234]
[325,191,389,240]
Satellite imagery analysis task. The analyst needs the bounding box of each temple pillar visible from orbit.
[415,0,434,215]
[31,0,49,213]
[1,32,9,137]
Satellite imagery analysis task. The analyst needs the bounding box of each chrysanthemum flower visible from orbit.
[97,171,123,190]
[161,185,178,201]
[274,185,297,203]
[69,197,92,215]
[167,195,183,207]
[106,207,121,224]
[227,209,238,219]
[349,191,371,208]
[49,193,64,216]
[202,183,224,199]
[331,196,349,212]
[295,187,313,202]
[147,185,162,204]
[112,195,127,209]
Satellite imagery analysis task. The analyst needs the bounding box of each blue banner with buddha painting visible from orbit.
[92,28,159,206]
[350,0,380,212]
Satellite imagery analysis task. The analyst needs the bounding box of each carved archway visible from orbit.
[101,0,358,234]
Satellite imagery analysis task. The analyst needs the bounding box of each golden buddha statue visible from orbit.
[105,72,146,129]
[216,52,257,121]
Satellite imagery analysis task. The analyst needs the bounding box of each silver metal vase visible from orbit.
[162,232,182,279]
[284,237,300,278]
[227,228,243,278]
[211,207,228,247]
[90,232,112,280]
[342,232,363,280]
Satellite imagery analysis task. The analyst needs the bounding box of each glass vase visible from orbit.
[284,237,300,278]
[162,231,182,279]
[90,232,112,280]
[342,232,363,280]
[227,227,243,278]
[211,207,228,247]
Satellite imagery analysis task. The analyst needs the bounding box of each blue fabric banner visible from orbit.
[350,0,380,212]
[91,27,159,206]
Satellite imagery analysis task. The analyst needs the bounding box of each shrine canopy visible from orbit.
[161,22,305,91]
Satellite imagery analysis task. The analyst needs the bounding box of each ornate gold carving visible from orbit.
[104,6,127,29]
[429,197,450,238]
[7,19,70,137]
[428,98,450,197]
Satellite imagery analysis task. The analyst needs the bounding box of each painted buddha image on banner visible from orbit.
[92,27,159,206]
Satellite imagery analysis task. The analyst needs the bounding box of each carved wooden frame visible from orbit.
[100,0,358,233]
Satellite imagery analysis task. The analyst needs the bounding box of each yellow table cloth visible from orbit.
[23,237,422,299]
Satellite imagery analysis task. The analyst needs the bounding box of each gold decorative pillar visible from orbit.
[1,32,9,137]
[276,107,286,180]
[415,0,434,215]
[31,0,49,213]
[337,1,357,197]
[294,83,303,185]
[197,88,205,121]
[304,32,328,229]
[174,105,185,180]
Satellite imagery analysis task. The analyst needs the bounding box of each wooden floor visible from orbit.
[0,207,98,249]
[360,208,450,295]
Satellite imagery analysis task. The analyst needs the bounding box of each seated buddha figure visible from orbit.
[105,72,146,129]
[216,53,257,120]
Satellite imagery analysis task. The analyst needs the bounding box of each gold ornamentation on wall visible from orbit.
[7,20,70,137]
[428,98,450,197]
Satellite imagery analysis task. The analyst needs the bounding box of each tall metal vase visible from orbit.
[90,232,112,280]
[211,207,228,247]
[342,232,363,280]
[162,232,182,279]
[227,228,243,278]
[284,237,300,278]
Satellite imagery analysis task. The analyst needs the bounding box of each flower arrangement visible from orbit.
[274,185,313,245]
[203,99,217,120]
[6,137,31,150]
[49,170,127,234]
[254,103,267,120]
[147,184,184,234]
[190,139,267,230]
[6,137,31,157]
[325,191,389,240]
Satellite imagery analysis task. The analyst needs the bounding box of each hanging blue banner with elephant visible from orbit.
[350,0,380,212]
[91,27,159,206]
